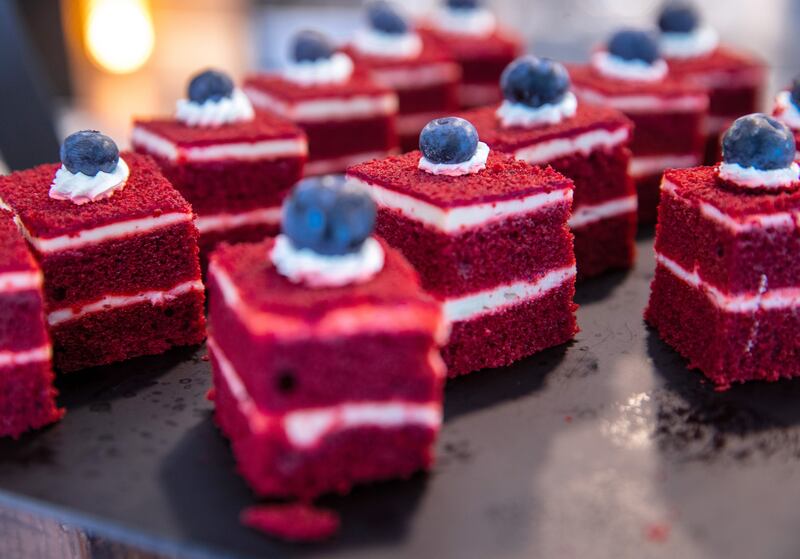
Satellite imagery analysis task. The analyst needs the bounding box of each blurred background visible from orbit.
[1,0,796,172]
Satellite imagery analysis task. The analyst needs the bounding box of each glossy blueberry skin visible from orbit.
[59,130,119,177]
[722,114,796,171]
[282,178,377,256]
[419,117,479,165]
[658,2,699,34]
[500,55,570,108]
[447,0,481,9]
[292,30,335,62]
[608,29,660,64]
[367,1,409,35]
[791,76,800,109]
[187,69,234,104]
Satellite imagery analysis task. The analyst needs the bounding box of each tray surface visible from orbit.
[2,234,800,559]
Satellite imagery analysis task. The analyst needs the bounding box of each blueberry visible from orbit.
[500,55,570,108]
[282,177,377,256]
[367,1,409,35]
[419,117,479,165]
[292,30,335,63]
[608,29,660,64]
[188,69,234,104]
[447,0,481,9]
[658,2,699,34]
[791,76,800,109]
[722,114,796,171]
[59,130,119,177]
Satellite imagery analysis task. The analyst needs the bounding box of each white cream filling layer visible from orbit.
[432,7,496,36]
[444,265,576,323]
[591,52,668,82]
[0,345,51,368]
[630,153,700,178]
[195,207,281,234]
[656,252,800,313]
[418,142,489,176]
[353,29,423,59]
[774,91,800,131]
[47,279,204,326]
[574,86,708,114]
[514,126,629,165]
[371,63,461,90]
[0,270,42,293]
[496,92,578,129]
[304,149,399,177]
[660,27,719,60]
[569,196,638,229]
[245,87,398,122]
[49,158,129,206]
[16,212,193,254]
[349,176,572,233]
[718,162,800,190]
[282,53,354,86]
[176,88,255,128]
[131,127,308,163]
[208,337,442,447]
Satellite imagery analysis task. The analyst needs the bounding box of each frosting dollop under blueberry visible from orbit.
[418,117,489,176]
[772,79,800,131]
[284,30,354,85]
[658,2,698,33]
[657,2,718,59]
[355,1,422,58]
[177,69,254,127]
[593,29,667,82]
[718,114,799,190]
[497,56,577,128]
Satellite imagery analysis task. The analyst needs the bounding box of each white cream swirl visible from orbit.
[418,141,489,176]
[496,92,577,128]
[591,51,668,82]
[660,26,719,60]
[49,157,129,205]
[283,53,354,86]
[353,28,423,59]
[175,88,255,128]
[271,234,385,288]
[432,7,496,37]
[774,91,800,131]
[718,161,800,190]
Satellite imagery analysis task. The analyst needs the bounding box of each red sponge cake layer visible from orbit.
[0,154,206,372]
[347,151,578,376]
[206,238,445,498]
[0,212,62,437]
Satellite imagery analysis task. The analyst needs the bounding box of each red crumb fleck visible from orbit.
[241,503,340,542]
[201,354,210,362]
[206,388,216,401]
[645,522,671,543]
[564,415,573,423]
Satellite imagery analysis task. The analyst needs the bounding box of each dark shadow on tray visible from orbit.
[574,268,631,306]
[636,222,656,240]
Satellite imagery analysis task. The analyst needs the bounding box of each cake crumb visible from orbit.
[240,503,340,542]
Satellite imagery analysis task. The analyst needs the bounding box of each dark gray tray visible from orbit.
[2,233,799,559]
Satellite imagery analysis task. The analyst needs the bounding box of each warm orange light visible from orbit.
[84,0,155,74]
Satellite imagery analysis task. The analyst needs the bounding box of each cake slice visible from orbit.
[0,210,62,437]
[207,177,445,498]
[0,131,206,372]
[646,114,800,387]
[347,117,578,376]
[772,76,800,155]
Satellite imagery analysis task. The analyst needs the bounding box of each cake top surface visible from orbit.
[0,152,192,239]
[464,103,632,153]
[418,26,521,59]
[665,44,765,74]
[347,150,572,207]
[133,110,303,146]
[0,210,37,275]
[344,35,453,70]
[210,237,438,320]
[243,71,390,102]
[664,166,800,218]
[567,62,704,97]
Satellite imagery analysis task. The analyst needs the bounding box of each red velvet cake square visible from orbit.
[0,152,206,372]
[206,238,445,498]
[347,150,578,377]
[464,103,636,279]
[569,64,708,223]
[0,211,62,437]
[132,110,307,257]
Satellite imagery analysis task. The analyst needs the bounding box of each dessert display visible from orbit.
[346,1,461,151]
[772,76,800,154]
[244,31,398,176]
[133,69,307,257]
[657,2,766,164]
[347,117,578,377]
[206,178,446,498]
[646,114,800,387]
[0,210,62,438]
[0,131,206,372]
[569,29,708,223]
[464,56,636,278]
[419,0,523,109]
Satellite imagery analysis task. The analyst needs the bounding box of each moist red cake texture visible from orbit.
[243,72,398,176]
[463,103,636,278]
[666,46,766,164]
[0,211,62,438]
[345,36,460,151]
[646,166,800,387]
[569,63,708,223]
[206,238,444,498]
[132,111,306,257]
[347,151,578,376]
[0,153,206,372]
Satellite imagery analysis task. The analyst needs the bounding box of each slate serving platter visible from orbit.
[2,232,800,559]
